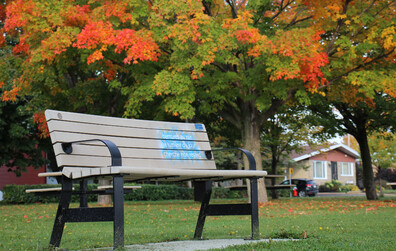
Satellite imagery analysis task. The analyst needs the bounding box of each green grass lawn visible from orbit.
[1,196,395,250]
[384,189,396,194]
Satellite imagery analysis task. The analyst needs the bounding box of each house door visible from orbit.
[331,161,338,180]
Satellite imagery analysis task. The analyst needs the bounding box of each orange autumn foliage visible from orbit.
[1,85,21,102]
[3,0,161,65]
[33,112,49,138]
[268,30,329,89]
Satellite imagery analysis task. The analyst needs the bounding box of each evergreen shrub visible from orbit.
[2,184,246,204]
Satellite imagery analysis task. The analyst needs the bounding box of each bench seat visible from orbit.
[26,185,141,194]
[26,187,68,193]
[61,166,267,181]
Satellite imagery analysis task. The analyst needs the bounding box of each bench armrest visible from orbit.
[205,148,256,171]
[61,139,122,166]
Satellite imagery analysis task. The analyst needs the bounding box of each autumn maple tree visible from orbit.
[128,0,330,202]
[305,0,396,200]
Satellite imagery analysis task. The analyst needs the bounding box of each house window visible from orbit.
[341,162,354,176]
[313,161,327,179]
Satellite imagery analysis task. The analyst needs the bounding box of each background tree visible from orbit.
[0,7,48,175]
[261,105,332,199]
[310,93,395,199]
[305,0,396,200]
[369,132,396,171]
[369,132,396,195]
[0,86,49,175]
[341,134,359,151]
[0,47,46,176]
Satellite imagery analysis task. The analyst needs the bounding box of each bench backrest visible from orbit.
[45,110,216,170]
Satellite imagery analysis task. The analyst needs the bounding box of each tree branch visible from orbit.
[326,0,352,56]
[201,0,213,17]
[285,6,313,28]
[260,88,298,127]
[271,0,293,21]
[211,62,228,73]
[236,0,248,12]
[286,15,313,28]
[225,0,238,19]
[350,1,395,42]
[220,106,242,130]
[358,0,377,18]
[336,104,356,128]
[324,49,395,88]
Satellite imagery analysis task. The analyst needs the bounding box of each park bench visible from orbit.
[42,109,268,249]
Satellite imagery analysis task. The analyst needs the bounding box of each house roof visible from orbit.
[292,144,360,162]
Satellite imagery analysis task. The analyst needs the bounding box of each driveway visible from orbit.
[317,191,365,197]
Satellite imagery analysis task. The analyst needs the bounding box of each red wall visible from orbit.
[0,165,46,190]
[310,149,356,162]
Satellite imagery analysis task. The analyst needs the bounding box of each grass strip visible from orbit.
[0,196,395,250]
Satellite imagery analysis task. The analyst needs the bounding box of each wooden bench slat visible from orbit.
[46,109,207,132]
[97,185,141,190]
[47,120,210,141]
[38,172,63,177]
[53,143,209,160]
[26,187,63,193]
[26,186,141,194]
[57,155,217,169]
[50,132,211,150]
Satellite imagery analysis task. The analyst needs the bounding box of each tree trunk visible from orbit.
[98,179,112,205]
[270,150,279,199]
[355,130,377,200]
[378,166,383,197]
[241,108,268,203]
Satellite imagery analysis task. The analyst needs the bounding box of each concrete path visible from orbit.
[90,239,292,251]
[124,238,290,251]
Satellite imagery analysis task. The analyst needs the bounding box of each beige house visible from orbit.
[290,144,360,186]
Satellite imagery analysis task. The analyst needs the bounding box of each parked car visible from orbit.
[280,179,319,197]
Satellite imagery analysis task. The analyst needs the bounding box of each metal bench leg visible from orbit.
[79,179,88,208]
[113,175,125,248]
[49,177,73,248]
[194,181,212,239]
[250,178,259,239]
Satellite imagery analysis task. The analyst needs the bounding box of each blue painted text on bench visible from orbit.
[160,130,194,140]
[161,150,203,160]
[159,129,204,160]
[195,124,204,131]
